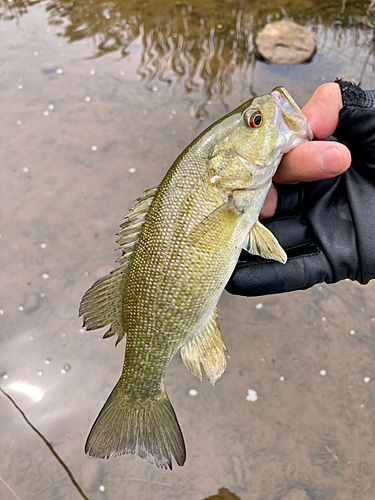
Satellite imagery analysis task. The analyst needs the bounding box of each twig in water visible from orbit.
[0,388,90,500]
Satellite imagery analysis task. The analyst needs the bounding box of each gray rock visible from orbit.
[255,21,316,65]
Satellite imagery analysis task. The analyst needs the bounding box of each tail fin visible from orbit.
[85,382,186,470]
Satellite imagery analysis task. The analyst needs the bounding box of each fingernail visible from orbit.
[320,146,344,175]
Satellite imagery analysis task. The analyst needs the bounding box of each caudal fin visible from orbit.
[85,382,186,470]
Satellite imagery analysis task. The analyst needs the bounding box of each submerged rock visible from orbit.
[255,21,316,65]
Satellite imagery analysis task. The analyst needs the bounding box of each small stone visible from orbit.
[320,369,327,376]
[128,167,136,173]
[22,167,29,173]
[280,376,285,381]
[40,243,46,249]
[1,373,8,379]
[99,485,105,492]
[350,329,356,335]
[84,96,91,102]
[364,377,371,383]
[91,145,98,152]
[41,273,49,279]
[48,104,54,110]
[56,68,63,74]
[255,21,316,65]
[188,389,198,396]
[90,69,96,75]
[255,302,263,310]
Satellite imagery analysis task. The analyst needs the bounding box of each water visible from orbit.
[1,0,375,499]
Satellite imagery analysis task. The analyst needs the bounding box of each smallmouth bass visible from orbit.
[80,87,313,469]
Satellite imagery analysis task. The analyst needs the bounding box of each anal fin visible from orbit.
[181,309,228,386]
[243,221,287,264]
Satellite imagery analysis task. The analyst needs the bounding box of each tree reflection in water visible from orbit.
[1,0,374,117]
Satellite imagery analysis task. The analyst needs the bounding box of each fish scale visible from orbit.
[80,86,313,469]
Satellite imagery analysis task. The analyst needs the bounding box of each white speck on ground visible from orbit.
[246,389,258,402]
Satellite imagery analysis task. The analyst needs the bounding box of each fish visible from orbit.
[79,87,313,469]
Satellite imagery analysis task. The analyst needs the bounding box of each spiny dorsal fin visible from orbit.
[243,221,287,264]
[79,187,157,344]
[116,187,157,264]
[180,308,228,386]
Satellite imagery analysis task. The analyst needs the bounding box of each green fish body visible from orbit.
[80,87,313,469]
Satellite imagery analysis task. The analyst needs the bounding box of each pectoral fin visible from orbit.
[180,309,228,386]
[243,221,287,263]
[189,200,240,246]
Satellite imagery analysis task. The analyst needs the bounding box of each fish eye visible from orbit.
[244,110,263,128]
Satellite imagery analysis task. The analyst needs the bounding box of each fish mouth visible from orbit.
[271,87,314,143]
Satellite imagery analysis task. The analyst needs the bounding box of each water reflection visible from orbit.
[1,0,375,116]
[8,381,44,402]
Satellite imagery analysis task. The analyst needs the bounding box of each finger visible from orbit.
[274,140,351,184]
[302,82,343,140]
[260,184,277,219]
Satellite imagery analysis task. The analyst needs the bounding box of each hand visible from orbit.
[227,79,375,296]
[260,83,351,219]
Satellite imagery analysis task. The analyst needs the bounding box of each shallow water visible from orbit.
[1,0,375,499]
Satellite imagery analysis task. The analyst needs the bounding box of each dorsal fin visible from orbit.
[79,187,157,345]
[115,188,157,264]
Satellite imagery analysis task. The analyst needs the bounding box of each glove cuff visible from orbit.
[336,78,375,109]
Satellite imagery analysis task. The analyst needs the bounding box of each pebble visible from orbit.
[188,389,198,396]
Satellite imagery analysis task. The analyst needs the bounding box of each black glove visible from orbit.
[226,79,375,296]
